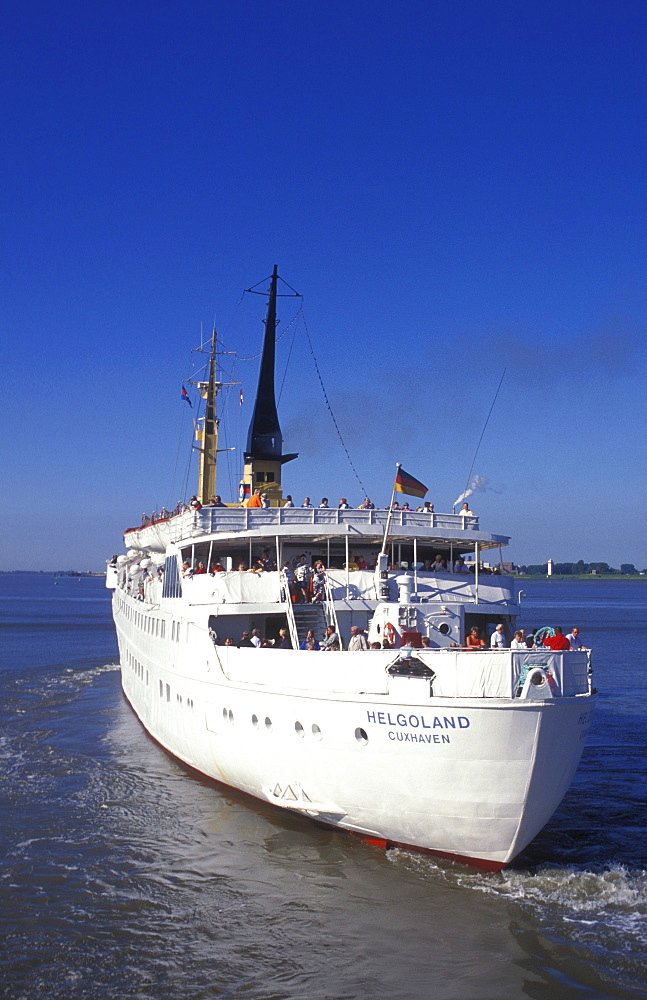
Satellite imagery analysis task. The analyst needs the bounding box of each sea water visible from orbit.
[0,574,645,1000]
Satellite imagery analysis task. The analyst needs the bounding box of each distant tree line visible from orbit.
[519,561,643,576]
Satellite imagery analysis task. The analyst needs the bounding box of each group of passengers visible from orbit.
[181,549,483,586]
[465,625,589,650]
[152,493,477,518]
[250,495,474,516]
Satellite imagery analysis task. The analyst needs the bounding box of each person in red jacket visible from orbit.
[543,626,571,650]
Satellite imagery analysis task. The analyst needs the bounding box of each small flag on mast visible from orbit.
[239,389,244,406]
[394,466,428,499]
[181,386,192,407]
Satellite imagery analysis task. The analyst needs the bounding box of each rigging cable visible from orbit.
[461,367,506,498]
[300,306,369,497]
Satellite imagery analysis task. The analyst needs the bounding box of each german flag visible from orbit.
[394,467,428,499]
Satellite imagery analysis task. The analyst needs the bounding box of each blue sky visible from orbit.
[2,0,646,571]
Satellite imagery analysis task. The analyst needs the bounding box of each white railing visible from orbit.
[279,570,300,649]
[164,507,480,541]
[323,575,342,637]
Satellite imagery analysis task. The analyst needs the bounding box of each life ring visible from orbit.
[384,622,396,645]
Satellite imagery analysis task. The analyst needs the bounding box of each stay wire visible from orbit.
[462,368,506,496]
[300,307,368,497]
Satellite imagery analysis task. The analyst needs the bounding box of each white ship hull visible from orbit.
[110,269,596,869]
[114,585,595,870]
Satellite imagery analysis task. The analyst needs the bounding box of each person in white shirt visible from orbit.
[490,624,506,648]
[566,627,588,650]
[283,495,294,507]
[302,497,313,508]
[510,629,526,650]
[250,628,262,648]
[348,626,368,651]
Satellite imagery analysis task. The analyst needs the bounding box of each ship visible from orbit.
[107,267,596,871]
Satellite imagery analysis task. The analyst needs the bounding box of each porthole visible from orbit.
[439,622,450,635]
[311,724,322,740]
[265,716,273,732]
[355,727,368,745]
[251,714,259,729]
[294,721,304,737]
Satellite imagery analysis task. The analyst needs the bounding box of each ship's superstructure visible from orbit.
[108,269,596,870]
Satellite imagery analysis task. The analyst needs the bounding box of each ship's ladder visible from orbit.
[292,602,328,646]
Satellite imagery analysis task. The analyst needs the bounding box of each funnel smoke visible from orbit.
[454,475,488,508]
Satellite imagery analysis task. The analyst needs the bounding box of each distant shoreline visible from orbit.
[516,574,647,581]
[1,569,644,582]
[0,570,106,577]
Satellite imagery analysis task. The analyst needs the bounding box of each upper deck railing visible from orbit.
[156,507,481,542]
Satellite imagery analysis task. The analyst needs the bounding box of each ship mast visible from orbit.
[193,329,236,502]
[242,265,298,503]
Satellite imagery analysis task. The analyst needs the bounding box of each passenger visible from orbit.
[211,495,226,507]
[277,628,292,649]
[356,555,368,570]
[209,562,225,574]
[239,631,254,648]
[453,557,470,574]
[431,554,446,572]
[249,561,264,573]
[510,630,527,650]
[543,627,571,651]
[421,637,431,648]
[260,492,271,508]
[338,498,350,509]
[181,561,193,578]
[566,627,589,650]
[237,562,248,572]
[401,502,410,511]
[299,629,320,650]
[250,628,262,648]
[247,489,263,508]
[357,497,374,509]
[525,630,536,649]
[193,562,207,575]
[369,642,382,650]
[391,501,400,510]
[423,502,434,513]
[382,638,394,649]
[321,625,340,651]
[348,626,369,651]
[283,495,294,507]
[295,557,312,602]
[224,637,235,646]
[319,498,330,508]
[460,502,473,516]
[312,566,326,602]
[302,497,313,508]
[490,624,507,648]
[465,627,486,649]
[345,557,359,571]
[259,549,276,571]
[189,496,202,510]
